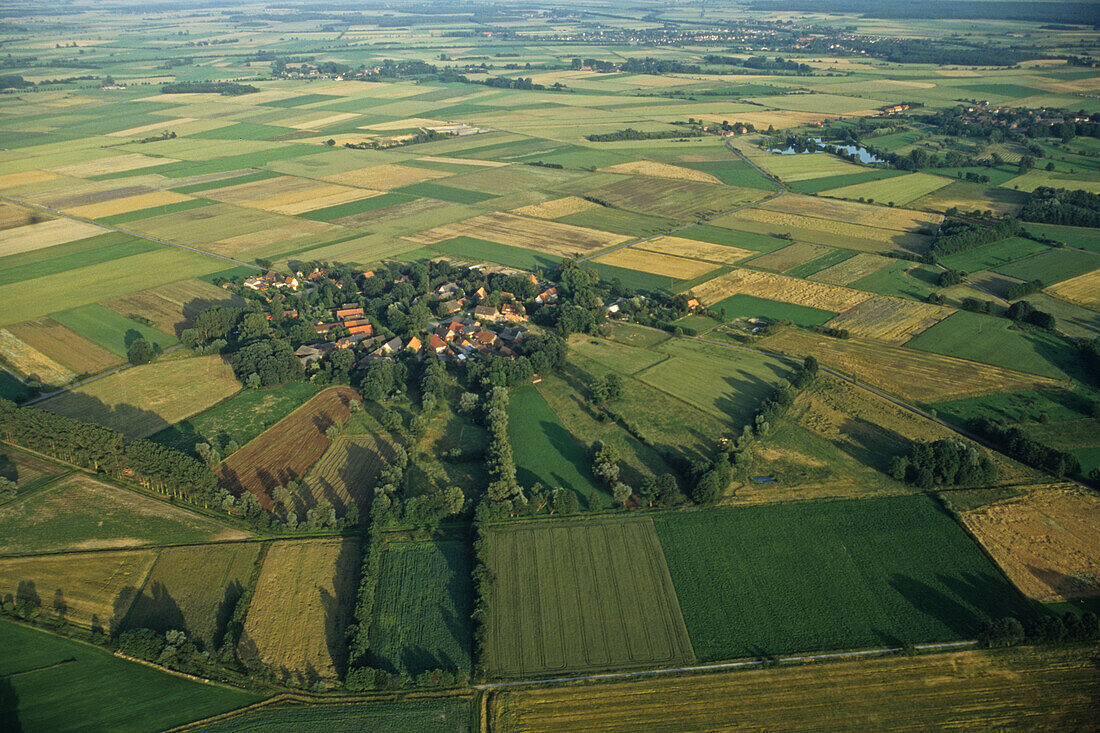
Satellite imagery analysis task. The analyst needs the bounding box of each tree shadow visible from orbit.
[123,329,143,349]
[121,581,187,641]
[0,678,20,733]
[0,454,16,483]
[34,391,171,441]
[213,580,244,650]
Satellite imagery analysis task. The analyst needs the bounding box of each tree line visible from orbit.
[889,438,998,488]
[160,81,258,95]
[1020,187,1100,229]
[926,217,1022,261]
[966,416,1081,478]
[586,127,704,142]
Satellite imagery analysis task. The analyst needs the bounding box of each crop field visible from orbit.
[238,538,359,685]
[0,328,75,385]
[122,543,262,648]
[598,160,721,183]
[216,386,360,509]
[714,208,932,255]
[750,152,869,182]
[325,163,450,189]
[366,540,473,676]
[693,268,873,312]
[759,328,1057,403]
[807,252,893,285]
[150,381,322,456]
[710,294,836,327]
[929,388,1093,428]
[557,207,683,238]
[489,647,1100,733]
[631,235,755,264]
[745,242,832,272]
[819,171,953,205]
[297,433,396,516]
[582,176,763,220]
[486,518,694,678]
[510,195,599,220]
[1023,222,1100,253]
[0,549,157,630]
[993,248,1100,286]
[959,485,1100,603]
[8,318,120,374]
[201,175,374,215]
[104,278,247,336]
[938,237,1049,272]
[49,304,178,357]
[406,212,627,257]
[1,619,259,733]
[0,473,248,555]
[0,446,64,494]
[654,495,1035,661]
[1004,169,1100,194]
[39,356,241,439]
[593,248,717,280]
[824,297,955,344]
[64,191,195,220]
[783,248,855,279]
[1043,268,1100,310]
[0,218,107,258]
[195,698,471,733]
[758,194,942,232]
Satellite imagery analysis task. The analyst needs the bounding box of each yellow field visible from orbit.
[64,190,194,219]
[8,318,120,374]
[750,152,869,181]
[745,242,831,271]
[404,211,628,255]
[634,235,755,264]
[202,175,374,215]
[693,268,873,312]
[809,252,893,285]
[758,194,942,231]
[39,355,241,439]
[0,169,60,190]
[825,296,955,344]
[238,538,359,685]
[598,160,721,183]
[759,328,1057,402]
[594,248,717,279]
[510,195,599,220]
[212,220,337,257]
[714,207,931,253]
[289,112,361,130]
[48,153,177,178]
[0,550,157,630]
[820,172,954,206]
[0,328,75,385]
[1045,268,1100,310]
[490,647,1100,733]
[0,218,107,257]
[325,163,451,190]
[417,155,506,167]
[960,485,1100,602]
[105,117,198,138]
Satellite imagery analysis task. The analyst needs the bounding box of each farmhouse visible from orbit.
[473,305,499,319]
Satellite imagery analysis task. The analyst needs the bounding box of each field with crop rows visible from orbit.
[1045,268,1100,310]
[710,294,836,327]
[297,433,396,517]
[8,318,121,375]
[693,267,872,312]
[195,698,471,733]
[593,248,717,280]
[406,212,626,256]
[582,176,763,220]
[825,297,955,344]
[819,171,953,205]
[808,252,893,285]
[632,235,755,264]
[745,242,832,272]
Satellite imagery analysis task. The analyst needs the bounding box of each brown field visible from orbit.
[105,117,198,138]
[0,201,48,230]
[296,433,397,516]
[324,163,450,190]
[583,176,763,220]
[8,318,120,374]
[0,218,107,257]
[212,219,337,257]
[0,328,75,385]
[960,485,1100,602]
[634,235,755,265]
[746,242,832,272]
[202,175,374,215]
[598,160,722,184]
[810,252,894,285]
[237,538,359,685]
[693,268,872,312]
[48,153,177,178]
[510,195,599,220]
[0,169,61,191]
[103,278,245,336]
[759,194,942,232]
[1045,268,1100,310]
[0,550,157,631]
[331,196,451,228]
[404,211,628,256]
[64,191,193,219]
[825,297,955,344]
[39,356,241,439]
[759,328,1058,402]
[417,155,506,167]
[713,208,931,254]
[216,386,360,509]
[489,647,1100,733]
[594,248,717,279]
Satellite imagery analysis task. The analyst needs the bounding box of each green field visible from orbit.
[677,159,779,190]
[929,388,1093,425]
[50,304,178,357]
[298,193,414,222]
[1022,223,1100,254]
[149,381,322,456]
[784,248,857,279]
[787,168,907,195]
[993,247,1100,286]
[0,235,160,288]
[850,260,940,300]
[938,237,1049,272]
[486,517,695,678]
[366,540,473,676]
[670,224,790,253]
[588,261,683,293]
[397,182,497,204]
[710,294,836,327]
[654,495,1038,661]
[431,237,561,272]
[557,207,681,238]
[1,619,257,732]
[194,698,471,733]
[507,384,603,504]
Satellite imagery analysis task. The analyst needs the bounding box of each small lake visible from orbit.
[768,138,885,164]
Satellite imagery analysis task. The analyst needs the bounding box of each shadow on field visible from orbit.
[890,571,1037,638]
[36,391,171,440]
[0,678,20,733]
[716,369,777,424]
[0,454,16,483]
[120,581,187,639]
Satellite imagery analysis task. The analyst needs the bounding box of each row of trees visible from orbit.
[889,439,998,488]
[585,127,703,142]
[966,417,1082,478]
[926,217,1022,261]
[1020,187,1100,228]
[979,612,1100,648]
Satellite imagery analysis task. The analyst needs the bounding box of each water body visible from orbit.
[768,137,885,164]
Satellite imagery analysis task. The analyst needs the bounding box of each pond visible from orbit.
[768,137,885,164]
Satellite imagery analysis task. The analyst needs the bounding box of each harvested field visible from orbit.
[0,550,157,631]
[809,252,893,285]
[49,153,176,177]
[583,176,763,220]
[750,152,868,182]
[597,160,721,183]
[825,297,955,344]
[405,212,627,256]
[0,218,107,257]
[1046,268,1100,310]
[296,433,396,517]
[123,543,262,648]
[212,220,336,257]
[593,248,716,280]
[759,328,1058,402]
[106,117,198,138]
[238,538,359,685]
[103,278,245,336]
[201,175,373,215]
[510,196,599,220]
[820,172,953,206]
[960,485,1100,602]
[325,163,450,190]
[746,242,832,272]
[633,235,754,264]
[486,518,694,678]
[490,647,1100,733]
[0,328,75,385]
[758,194,941,231]
[39,356,241,439]
[693,268,873,312]
[0,169,60,190]
[714,208,931,254]
[7,317,120,374]
[0,201,47,230]
[216,386,360,509]
[64,191,193,219]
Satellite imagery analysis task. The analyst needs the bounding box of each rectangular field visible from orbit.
[582,176,763,220]
[0,328,75,385]
[825,297,955,345]
[238,538,360,685]
[756,194,941,232]
[745,242,832,272]
[692,267,873,312]
[938,237,1049,272]
[819,172,953,205]
[8,317,121,374]
[632,235,755,265]
[486,518,695,678]
[50,303,178,357]
[0,218,107,257]
[710,294,836,327]
[654,495,1035,661]
[808,252,893,285]
[713,209,930,255]
[593,248,717,280]
[1045,268,1100,310]
[406,211,627,257]
[993,248,1100,286]
[297,433,396,517]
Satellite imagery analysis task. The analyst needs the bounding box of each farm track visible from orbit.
[22,343,184,406]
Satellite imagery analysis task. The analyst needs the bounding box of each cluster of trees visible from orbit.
[959,297,996,315]
[482,387,522,511]
[160,81,257,95]
[465,332,565,390]
[889,439,998,488]
[591,442,631,506]
[0,476,16,502]
[1006,279,1044,301]
[0,74,32,88]
[967,417,1081,477]
[979,612,1100,648]
[1081,339,1100,386]
[1007,300,1056,330]
[589,373,624,405]
[1020,187,1100,229]
[926,217,1021,261]
[127,337,158,366]
[704,55,812,73]
[586,128,703,142]
[809,324,852,339]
